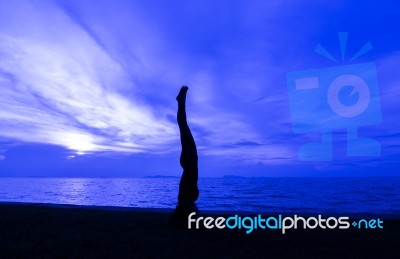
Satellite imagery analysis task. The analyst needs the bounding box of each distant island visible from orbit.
[142,175,179,179]
[222,175,247,179]
[142,175,248,179]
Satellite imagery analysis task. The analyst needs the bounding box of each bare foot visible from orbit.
[176,86,188,103]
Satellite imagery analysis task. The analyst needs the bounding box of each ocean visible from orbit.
[0,177,399,216]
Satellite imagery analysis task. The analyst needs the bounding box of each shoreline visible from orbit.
[0,202,399,257]
[1,201,399,219]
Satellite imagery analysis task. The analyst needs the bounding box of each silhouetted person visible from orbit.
[169,86,200,226]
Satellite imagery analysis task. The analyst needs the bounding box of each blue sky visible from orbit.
[0,0,399,177]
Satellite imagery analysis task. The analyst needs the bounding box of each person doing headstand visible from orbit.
[169,86,200,226]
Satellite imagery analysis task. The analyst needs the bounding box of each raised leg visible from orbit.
[176,86,199,204]
[169,86,200,227]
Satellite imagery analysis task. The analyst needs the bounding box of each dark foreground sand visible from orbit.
[0,203,399,258]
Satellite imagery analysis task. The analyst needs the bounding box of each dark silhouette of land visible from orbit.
[0,203,399,258]
[169,86,200,226]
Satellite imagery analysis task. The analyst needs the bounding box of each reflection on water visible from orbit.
[0,177,399,214]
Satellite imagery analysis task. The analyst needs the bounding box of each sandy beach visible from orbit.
[0,202,398,258]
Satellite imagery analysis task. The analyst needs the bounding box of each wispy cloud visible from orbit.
[0,0,398,170]
[0,1,177,154]
[0,0,291,163]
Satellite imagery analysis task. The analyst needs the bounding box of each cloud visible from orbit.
[0,0,284,162]
[0,1,179,154]
[1,0,397,169]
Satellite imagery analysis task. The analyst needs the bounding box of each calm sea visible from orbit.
[0,177,399,215]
